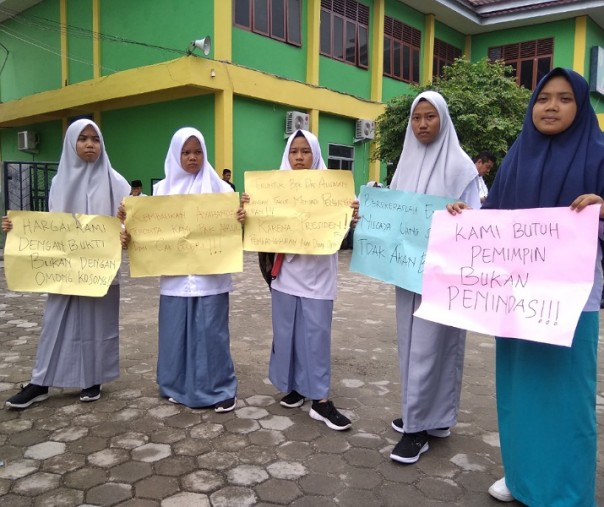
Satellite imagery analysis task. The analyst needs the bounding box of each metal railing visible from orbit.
[2,161,58,214]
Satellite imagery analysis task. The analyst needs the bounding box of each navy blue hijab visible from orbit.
[484,68,604,210]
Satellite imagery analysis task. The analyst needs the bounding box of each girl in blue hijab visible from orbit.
[452,68,604,506]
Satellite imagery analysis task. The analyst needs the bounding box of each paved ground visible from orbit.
[0,250,603,506]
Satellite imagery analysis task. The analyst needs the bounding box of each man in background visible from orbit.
[130,179,146,196]
[473,151,495,205]
[222,169,236,191]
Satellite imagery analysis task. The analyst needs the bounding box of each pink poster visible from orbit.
[415,205,600,347]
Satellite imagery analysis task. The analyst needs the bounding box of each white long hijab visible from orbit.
[280,129,327,170]
[155,127,234,297]
[153,127,232,196]
[389,91,477,199]
[48,119,130,215]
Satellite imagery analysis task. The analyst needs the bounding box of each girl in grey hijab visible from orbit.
[3,119,130,408]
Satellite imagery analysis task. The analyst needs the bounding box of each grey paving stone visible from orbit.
[181,470,224,493]
[255,477,303,504]
[86,482,132,506]
[110,461,153,483]
[13,471,60,495]
[299,472,344,496]
[161,492,210,507]
[195,451,238,471]
[153,456,197,477]
[64,467,108,489]
[134,475,180,499]
[209,486,257,507]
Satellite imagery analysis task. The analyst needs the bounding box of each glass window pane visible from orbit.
[345,20,356,63]
[342,160,353,170]
[383,37,391,75]
[413,50,420,82]
[329,145,353,158]
[393,41,401,78]
[234,0,251,27]
[402,45,410,81]
[271,0,285,39]
[254,0,269,34]
[537,57,551,84]
[287,0,301,44]
[328,159,342,169]
[520,59,534,89]
[320,10,331,54]
[334,16,344,59]
[359,26,368,67]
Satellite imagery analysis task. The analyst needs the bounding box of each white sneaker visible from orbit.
[488,477,514,502]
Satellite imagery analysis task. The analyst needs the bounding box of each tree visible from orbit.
[374,58,532,185]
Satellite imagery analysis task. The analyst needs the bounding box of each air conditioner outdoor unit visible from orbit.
[18,131,39,153]
[285,111,310,136]
[355,119,375,142]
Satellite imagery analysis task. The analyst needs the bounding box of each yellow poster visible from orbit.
[124,193,243,277]
[4,211,122,297]
[243,170,355,254]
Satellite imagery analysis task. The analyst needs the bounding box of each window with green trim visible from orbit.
[383,16,420,83]
[234,0,301,46]
[320,0,369,69]
[488,38,553,90]
[433,38,461,78]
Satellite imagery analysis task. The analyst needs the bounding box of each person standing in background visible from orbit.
[222,169,236,191]
[130,179,147,196]
[473,151,495,205]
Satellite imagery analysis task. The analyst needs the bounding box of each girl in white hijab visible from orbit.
[153,127,244,412]
[267,129,352,431]
[3,119,131,409]
[388,92,479,464]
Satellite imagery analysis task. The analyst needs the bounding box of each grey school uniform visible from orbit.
[269,253,338,401]
[31,286,120,388]
[396,288,465,433]
[27,119,130,390]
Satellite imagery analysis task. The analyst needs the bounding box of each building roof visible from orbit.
[401,0,604,34]
[2,1,603,33]
[0,0,42,23]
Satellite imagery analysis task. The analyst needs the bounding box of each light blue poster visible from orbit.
[350,186,455,293]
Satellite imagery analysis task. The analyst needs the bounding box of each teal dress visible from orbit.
[483,68,604,507]
[496,312,598,507]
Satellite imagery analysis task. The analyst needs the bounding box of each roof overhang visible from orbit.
[0,0,44,23]
[401,0,604,34]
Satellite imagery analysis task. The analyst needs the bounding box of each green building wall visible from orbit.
[66,0,94,84]
[99,0,213,74]
[233,97,291,190]
[0,1,62,102]
[0,121,63,163]
[232,22,307,82]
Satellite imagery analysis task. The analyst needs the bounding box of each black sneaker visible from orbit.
[6,384,49,409]
[214,397,236,413]
[392,417,404,433]
[309,400,352,431]
[280,390,305,408]
[391,418,450,438]
[390,431,429,464]
[80,385,101,402]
